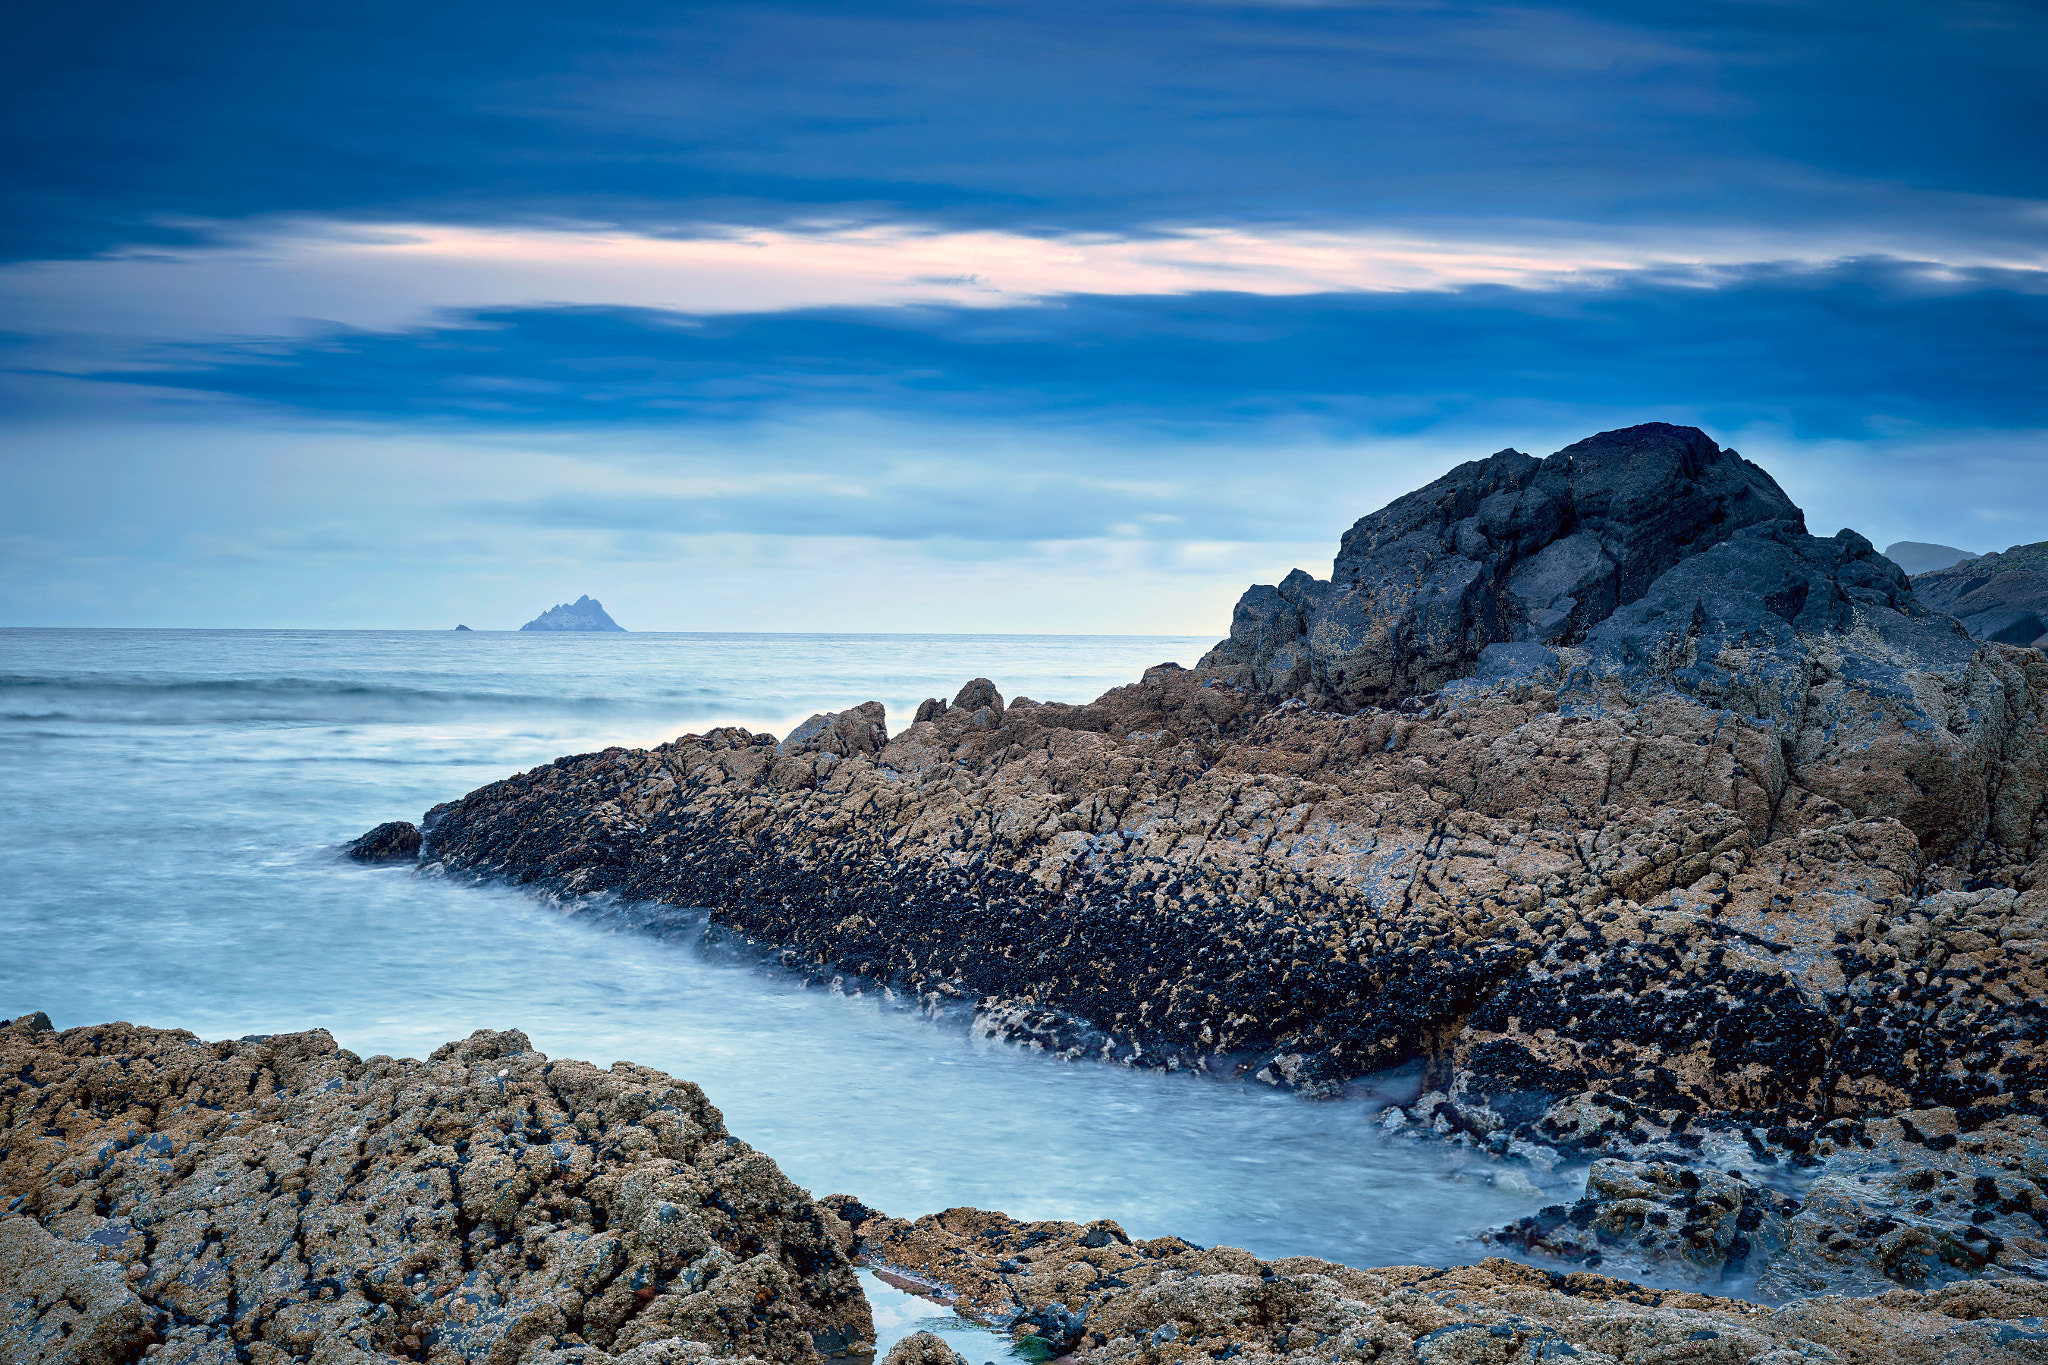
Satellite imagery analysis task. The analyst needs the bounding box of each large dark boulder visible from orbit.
[1200,423,1799,709]
[1550,522,2028,847]
[1568,520,1969,730]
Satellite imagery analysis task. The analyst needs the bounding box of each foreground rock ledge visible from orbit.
[8,1020,2046,1365]
[0,1014,871,1365]
[830,1200,2048,1365]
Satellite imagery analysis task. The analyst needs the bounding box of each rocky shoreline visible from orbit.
[8,1015,2048,1365]
[338,423,2048,1305]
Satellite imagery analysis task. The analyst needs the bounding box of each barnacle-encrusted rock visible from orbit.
[0,1014,871,1365]
[347,819,423,864]
[824,1200,2048,1365]
[1479,1158,1802,1287]
[389,425,2048,1297]
[410,646,2048,1118]
[876,1331,967,1365]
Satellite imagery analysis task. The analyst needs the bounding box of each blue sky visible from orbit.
[3,0,2043,630]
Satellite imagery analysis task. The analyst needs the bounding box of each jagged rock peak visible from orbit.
[1200,422,1802,710]
[519,594,626,632]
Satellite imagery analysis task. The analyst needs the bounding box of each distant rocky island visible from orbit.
[519,594,626,632]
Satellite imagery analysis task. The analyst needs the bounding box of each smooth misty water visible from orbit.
[0,628,1567,1349]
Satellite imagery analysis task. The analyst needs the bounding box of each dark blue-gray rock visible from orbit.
[1549,521,2036,845]
[1200,423,1800,710]
[1913,540,2048,649]
[453,623,472,631]
[519,595,625,632]
[1883,540,1979,575]
[345,820,421,863]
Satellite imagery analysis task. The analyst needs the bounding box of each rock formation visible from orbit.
[1478,1106,2048,1294]
[1198,424,1799,710]
[826,1199,2048,1365]
[455,624,474,632]
[1884,542,1979,576]
[0,1012,870,1365]
[362,424,2048,1299]
[1914,541,2048,650]
[13,1017,2044,1365]
[346,819,422,863]
[521,597,627,633]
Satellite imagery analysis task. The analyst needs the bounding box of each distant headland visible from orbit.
[517,595,625,632]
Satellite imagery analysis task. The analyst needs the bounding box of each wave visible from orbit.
[0,674,734,726]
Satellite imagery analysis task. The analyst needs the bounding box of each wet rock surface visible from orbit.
[1480,1159,1802,1288]
[347,820,423,864]
[0,1014,871,1365]
[825,1200,2048,1365]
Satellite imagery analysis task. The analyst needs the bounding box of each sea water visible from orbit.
[0,628,1567,1351]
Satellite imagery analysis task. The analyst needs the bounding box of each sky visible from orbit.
[3,0,2044,631]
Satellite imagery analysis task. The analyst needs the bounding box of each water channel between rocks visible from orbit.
[6,628,1728,1354]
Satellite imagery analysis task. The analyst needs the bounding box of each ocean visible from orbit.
[0,628,1561,1352]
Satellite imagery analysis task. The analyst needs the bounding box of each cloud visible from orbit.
[59,258,2048,442]
[6,0,2045,262]
[462,462,1299,545]
[7,0,2046,630]
[7,217,2047,357]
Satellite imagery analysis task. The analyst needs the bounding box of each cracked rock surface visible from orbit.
[823,1199,2048,1365]
[0,1014,871,1365]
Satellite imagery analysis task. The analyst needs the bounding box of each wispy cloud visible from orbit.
[50,258,2041,442]
[7,217,2047,355]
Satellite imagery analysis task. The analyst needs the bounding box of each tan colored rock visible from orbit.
[878,1331,968,1365]
[417,651,2048,1124]
[829,1203,2048,1365]
[0,1016,871,1365]
[0,1214,154,1365]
